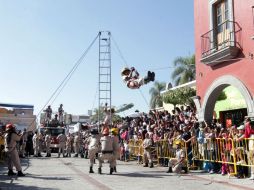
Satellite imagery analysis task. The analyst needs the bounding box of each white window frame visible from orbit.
[209,0,234,49]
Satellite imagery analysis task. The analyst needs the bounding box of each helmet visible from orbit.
[90,128,99,135]
[102,127,109,135]
[6,124,14,131]
[121,67,130,76]
[111,128,118,135]
[174,140,184,147]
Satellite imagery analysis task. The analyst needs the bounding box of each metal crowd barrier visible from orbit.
[129,139,143,162]
[128,137,254,175]
[129,138,254,175]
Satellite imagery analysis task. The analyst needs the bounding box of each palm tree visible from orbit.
[149,81,166,109]
[171,55,195,86]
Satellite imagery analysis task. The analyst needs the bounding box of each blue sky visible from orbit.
[0,0,194,116]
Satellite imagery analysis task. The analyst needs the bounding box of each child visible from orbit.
[124,140,130,162]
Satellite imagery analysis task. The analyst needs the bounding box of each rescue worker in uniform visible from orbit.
[33,131,40,157]
[98,127,116,174]
[45,130,51,157]
[87,128,100,173]
[73,132,80,157]
[66,133,72,157]
[4,124,25,176]
[20,128,27,158]
[111,128,120,172]
[166,140,187,174]
[142,133,154,168]
[57,131,67,158]
[58,104,64,125]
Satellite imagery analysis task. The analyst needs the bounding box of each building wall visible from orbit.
[0,108,36,131]
[194,0,254,104]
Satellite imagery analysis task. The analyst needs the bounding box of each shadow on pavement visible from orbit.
[0,182,58,190]
[24,174,72,181]
[114,172,173,178]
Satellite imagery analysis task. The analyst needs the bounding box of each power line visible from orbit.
[29,33,99,129]
[111,35,150,108]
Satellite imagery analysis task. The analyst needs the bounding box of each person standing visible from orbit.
[33,131,39,157]
[66,133,72,157]
[111,128,120,172]
[20,128,27,158]
[58,104,64,125]
[57,131,67,158]
[98,127,115,174]
[142,133,153,168]
[4,124,25,176]
[45,105,52,123]
[45,130,51,157]
[87,128,100,173]
[73,132,80,157]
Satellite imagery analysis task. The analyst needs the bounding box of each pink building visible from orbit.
[193,0,254,122]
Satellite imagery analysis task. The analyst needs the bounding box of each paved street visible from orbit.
[1,154,254,190]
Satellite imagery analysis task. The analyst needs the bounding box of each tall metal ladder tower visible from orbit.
[98,31,111,126]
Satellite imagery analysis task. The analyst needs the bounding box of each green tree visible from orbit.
[149,81,166,109]
[90,107,104,122]
[171,55,196,86]
[163,87,196,108]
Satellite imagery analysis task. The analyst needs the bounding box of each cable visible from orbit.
[111,35,150,108]
[28,33,99,129]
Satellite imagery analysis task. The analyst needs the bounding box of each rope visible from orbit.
[111,35,150,108]
[28,33,99,129]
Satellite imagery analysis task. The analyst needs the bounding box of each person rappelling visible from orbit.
[121,67,155,89]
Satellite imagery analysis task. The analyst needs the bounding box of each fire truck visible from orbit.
[39,112,69,152]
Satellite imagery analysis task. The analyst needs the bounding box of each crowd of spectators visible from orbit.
[112,105,253,178]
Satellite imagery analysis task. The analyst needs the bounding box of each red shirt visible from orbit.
[244,122,254,138]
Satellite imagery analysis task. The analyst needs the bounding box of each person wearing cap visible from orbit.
[111,127,120,172]
[142,133,154,168]
[103,103,115,126]
[87,128,100,173]
[50,114,59,127]
[66,133,72,157]
[73,132,80,157]
[237,118,254,179]
[57,131,67,158]
[45,130,51,157]
[235,125,247,166]
[33,131,40,157]
[45,105,52,123]
[166,140,186,174]
[121,67,155,89]
[58,104,64,125]
[20,128,27,158]
[98,127,115,174]
[4,124,25,176]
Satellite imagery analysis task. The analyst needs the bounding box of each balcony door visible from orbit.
[215,0,230,49]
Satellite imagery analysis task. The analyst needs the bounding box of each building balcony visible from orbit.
[201,21,242,66]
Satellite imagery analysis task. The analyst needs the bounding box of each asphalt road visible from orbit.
[1,153,254,190]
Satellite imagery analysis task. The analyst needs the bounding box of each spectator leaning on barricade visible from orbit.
[236,118,254,179]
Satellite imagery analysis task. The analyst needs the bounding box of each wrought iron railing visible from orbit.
[201,20,242,58]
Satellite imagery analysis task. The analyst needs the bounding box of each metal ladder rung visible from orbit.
[99,59,110,61]
[99,82,110,83]
[99,74,110,76]
[100,52,110,54]
[99,98,110,100]
[99,89,110,91]
[99,66,110,68]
